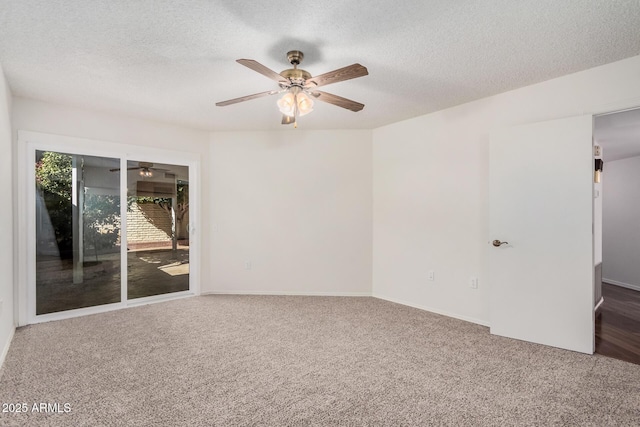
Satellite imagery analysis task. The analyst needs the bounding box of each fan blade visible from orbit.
[216,90,281,107]
[281,114,295,125]
[311,91,365,112]
[305,64,368,88]
[237,59,287,83]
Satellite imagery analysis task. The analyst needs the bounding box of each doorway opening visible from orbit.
[593,107,640,365]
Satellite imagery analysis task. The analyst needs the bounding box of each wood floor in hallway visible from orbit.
[595,283,640,365]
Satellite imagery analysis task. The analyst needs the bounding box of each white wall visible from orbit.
[209,130,372,295]
[7,54,640,348]
[11,98,210,323]
[11,99,373,316]
[0,63,14,364]
[602,155,640,291]
[373,55,640,325]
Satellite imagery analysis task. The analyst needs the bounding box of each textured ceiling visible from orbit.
[1,1,639,131]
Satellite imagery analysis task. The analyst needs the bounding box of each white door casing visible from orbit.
[489,115,594,354]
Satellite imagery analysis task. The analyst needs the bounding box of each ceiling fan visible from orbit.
[109,162,168,178]
[216,50,368,127]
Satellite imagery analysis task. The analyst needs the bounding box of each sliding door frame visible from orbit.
[17,131,201,325]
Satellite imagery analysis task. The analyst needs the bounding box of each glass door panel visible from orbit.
[126,161,189,299]
[35,150,121,314]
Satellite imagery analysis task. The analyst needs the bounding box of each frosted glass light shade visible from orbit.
[277,90,315,118]
[296,92,314,116]
[277,93,296,117]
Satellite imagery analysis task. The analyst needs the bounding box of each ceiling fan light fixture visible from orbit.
[277,92,296,117]
[277,88,314,118]
[139,168,153,178]
[216,51,368,126]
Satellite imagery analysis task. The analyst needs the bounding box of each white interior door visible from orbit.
[489,115,594,354]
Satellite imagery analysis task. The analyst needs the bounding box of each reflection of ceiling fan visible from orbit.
[109,162,168,178]
[216,50,368,127]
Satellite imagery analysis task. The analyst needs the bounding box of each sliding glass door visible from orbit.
[35,150,121,315]
[32,146,194,319]
[126,160,190,299]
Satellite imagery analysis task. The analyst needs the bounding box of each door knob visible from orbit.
[492,239,508,247]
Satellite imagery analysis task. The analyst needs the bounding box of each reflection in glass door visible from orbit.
[35,151,121,315]
[126,161,189,299]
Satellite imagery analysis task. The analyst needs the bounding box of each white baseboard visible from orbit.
[200,291,489,327]
[602,278,640,292]
[202,290,372,297]
[373,294,490,327]
[0,326,15,370]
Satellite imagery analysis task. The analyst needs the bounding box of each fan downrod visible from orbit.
[281,50,310,82]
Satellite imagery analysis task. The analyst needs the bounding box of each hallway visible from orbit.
[595,283,640,365]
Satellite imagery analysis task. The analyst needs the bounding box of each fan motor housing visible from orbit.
[280,68,311,82]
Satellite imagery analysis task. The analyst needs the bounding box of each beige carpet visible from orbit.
[0,295,639,426]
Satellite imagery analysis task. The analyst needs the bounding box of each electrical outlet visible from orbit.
[244,261,252,271]
[428,270,435,281]
[470,277,478,289]
[594,145,601,156]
